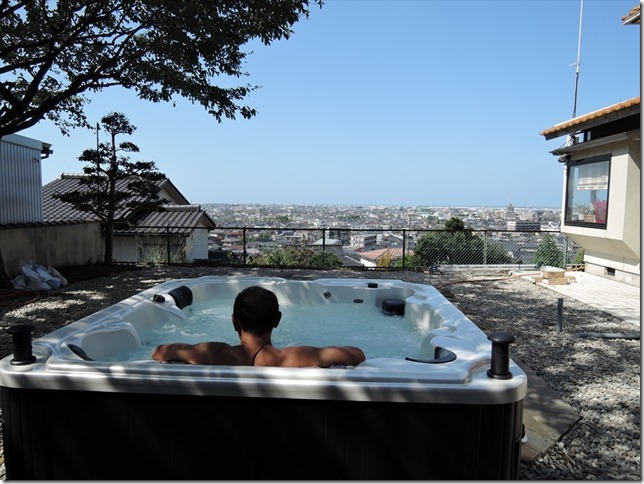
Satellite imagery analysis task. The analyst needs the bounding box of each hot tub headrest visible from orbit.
[382,299,405,316]
[168,285,193,310]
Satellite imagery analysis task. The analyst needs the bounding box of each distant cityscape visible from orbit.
[202,203,570,268]
[203,202,561,231]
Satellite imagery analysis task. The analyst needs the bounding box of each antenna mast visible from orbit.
[572,0,584,119]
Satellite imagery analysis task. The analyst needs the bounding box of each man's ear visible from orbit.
[273,311,282,328]
[231,314,241,333]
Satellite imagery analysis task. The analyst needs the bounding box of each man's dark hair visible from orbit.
[233,286,280,335]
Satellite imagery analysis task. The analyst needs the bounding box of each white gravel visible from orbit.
[0,266,639,480]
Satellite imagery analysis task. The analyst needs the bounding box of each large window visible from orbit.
[565,155,610,227]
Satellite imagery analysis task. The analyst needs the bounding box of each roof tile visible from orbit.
[539,97,640,138]
[43,174,215,233]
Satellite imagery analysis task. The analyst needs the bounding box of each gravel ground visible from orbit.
[0,265,639,480]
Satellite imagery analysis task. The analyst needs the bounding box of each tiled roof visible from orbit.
[622,5,640,24]
[358,247,407,262]
[43,175,102,222]
[42,174,216,235]
[43,174,166,222]
[539,97,640,140]
[115,205,216,236]
[42,174,193,222]
[0,219,97,230]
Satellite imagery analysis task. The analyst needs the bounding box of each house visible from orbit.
[0,134,103,278]
[43,174,216,264]
[357,247,407,268]
[539,5,640,286]
[0,134,52,224]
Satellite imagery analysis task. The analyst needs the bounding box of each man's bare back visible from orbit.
[152,286,365,368]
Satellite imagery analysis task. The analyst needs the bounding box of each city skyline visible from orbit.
[21,1,640,208]
[203,202,562,232]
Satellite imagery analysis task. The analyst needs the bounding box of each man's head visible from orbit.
[232,286,281,336]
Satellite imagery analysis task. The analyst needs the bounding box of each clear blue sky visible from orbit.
[21,0,640,208]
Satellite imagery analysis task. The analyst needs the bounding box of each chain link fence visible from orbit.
[114,226,583,272]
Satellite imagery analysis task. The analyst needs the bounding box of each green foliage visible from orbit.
[532,233,564,268]
[413,217,512,266]
[571,247,585,265]
[307,251,343,269]
[0,0,320,137]
[394,254,418,268]
[255,246,342,268]
[52,112,166,263]
[248,231,273,242]
[444,216,466,231]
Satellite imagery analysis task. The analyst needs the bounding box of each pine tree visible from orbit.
[53,112,166,263]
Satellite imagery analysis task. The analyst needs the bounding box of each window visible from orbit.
[565,155,610,227]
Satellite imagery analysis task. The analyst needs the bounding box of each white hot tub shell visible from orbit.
[0,276,527,479]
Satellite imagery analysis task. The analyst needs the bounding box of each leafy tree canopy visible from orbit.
[255,246,342,269]
[413,217,512,266]
[0,0,321,138]
[532,233,564,268]
[444,216,466,231]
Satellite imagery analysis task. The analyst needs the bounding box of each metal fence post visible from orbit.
[322,228,326,268]
[166,226,171,264]
[483,230,488,265]
[563,236,569,269]
[402,229,407,269]
[242,228,247,266]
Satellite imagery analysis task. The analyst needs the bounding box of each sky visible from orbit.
[20,0,641,208]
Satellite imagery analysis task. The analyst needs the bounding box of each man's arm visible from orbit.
[282,345,366,368]
[152,342,239,365]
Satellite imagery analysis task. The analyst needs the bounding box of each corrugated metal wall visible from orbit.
[0,136,44,224]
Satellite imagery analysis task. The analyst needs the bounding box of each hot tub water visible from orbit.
[103,301,421,362]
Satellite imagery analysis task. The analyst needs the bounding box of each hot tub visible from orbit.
[0,276,527,479]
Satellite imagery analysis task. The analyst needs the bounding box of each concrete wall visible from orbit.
[187,229,209,261]
[0,223,103,278]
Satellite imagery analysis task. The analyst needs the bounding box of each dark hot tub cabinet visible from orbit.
[0,276,526,479]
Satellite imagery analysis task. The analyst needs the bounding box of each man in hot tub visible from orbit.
[152,285,366,368]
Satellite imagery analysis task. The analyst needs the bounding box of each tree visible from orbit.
[532,233,564,268]
[53,112,166,263]
[0,0,320,138]
[255,246,342,268]
[444,216,466,231]
[413,217,512,266]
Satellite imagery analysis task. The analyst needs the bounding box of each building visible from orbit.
[504,203,517,221]
[0,135,104,277]
[43,174,216,264]
[506,220,541,231]
[349,233,378,249]
[356,247,406,268]
[0,134,52,224]
[539,5,640,287]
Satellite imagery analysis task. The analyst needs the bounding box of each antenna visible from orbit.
[571,0,584,119]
